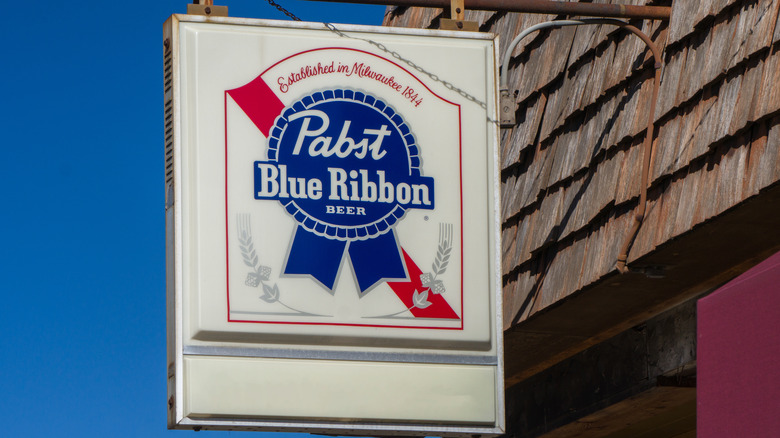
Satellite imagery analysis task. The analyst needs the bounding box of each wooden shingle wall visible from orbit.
[385,0,780,332]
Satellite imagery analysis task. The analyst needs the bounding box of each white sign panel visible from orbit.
[165,14,503,435]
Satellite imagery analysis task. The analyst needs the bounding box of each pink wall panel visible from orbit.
[698,250,780,437]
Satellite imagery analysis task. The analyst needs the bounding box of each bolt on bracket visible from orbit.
[440,0,479,31]
[187,0,228,16]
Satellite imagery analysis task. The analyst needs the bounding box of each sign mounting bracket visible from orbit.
[440,0,479,31]
[187,0,228,16]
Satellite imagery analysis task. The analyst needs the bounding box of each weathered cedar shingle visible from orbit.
[686,89,719,163]
[651,114,682,181]
[672,165,702,237]
[678,31,709,104]
[501,147,551,221]
[613,77,645,143]
[606,21,658,91]
[554,127,581,186]
[512,15,572,103]
[561,59,593,120]
[702,13,734,89]
[775,8,780,42]
[604,88,634,148]
[594,148,623,211]
[627,191,661,259]
[628,69,656,138]
[598,209,627,276]
[526,186,564,254]
[557,172,587,238]
[502,274,523,329]
[537,249,566,309]
[565,234,589,299]
[656,172,683,247]
[692,150,720,225]
[715,140,750,215]
[539,78,572,142]
[512,213,536,270]
[508,265,537,326]
[727,2,760,70]
[742,122,769,197]
[714,70,744,141]
[584,97,619,159]
[577,223,600,289]
[564,172,596,241]
[501,173,523,221]
[501,93,546,169]
[731,56,765,134]
[674,101,703,171]
[581,38,616,107]
[615,141,643,205]
[668,1,703,43]
[758,116,780,188]
[755,45,780,119]
[657,46,686,119]
[569,24,601,64]
[745,0,780,56]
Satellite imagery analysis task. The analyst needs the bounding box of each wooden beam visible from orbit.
[539,389,696,438]
[504,299,698,437]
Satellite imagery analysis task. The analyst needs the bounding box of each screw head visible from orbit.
[205,6,211,14]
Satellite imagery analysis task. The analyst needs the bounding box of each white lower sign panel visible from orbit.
[164,13,503,435]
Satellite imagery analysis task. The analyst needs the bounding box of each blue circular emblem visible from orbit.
[261,89,434,241]
[252,89,435,292]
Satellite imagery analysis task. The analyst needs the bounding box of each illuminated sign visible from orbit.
[164,14,503,435]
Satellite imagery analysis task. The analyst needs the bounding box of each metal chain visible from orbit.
[254,3,492,119]
[264,0,302,21]
[324,22,490,113]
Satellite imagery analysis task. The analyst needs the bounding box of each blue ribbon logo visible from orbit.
[254,89,435,293]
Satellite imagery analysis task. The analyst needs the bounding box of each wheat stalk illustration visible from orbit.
[433,223,453,276]
[420,223,452,295]
[368,223,454,318]
[236,214,319,315]
[237,214,271,285]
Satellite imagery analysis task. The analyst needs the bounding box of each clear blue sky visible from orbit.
[0,1,385,436]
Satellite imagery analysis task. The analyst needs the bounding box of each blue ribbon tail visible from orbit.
[284,227,346,291]
[349,231,408,294]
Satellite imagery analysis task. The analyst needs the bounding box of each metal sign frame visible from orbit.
[164,14,503,435]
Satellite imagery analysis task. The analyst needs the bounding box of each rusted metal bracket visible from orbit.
[187,0,228,17]
[440,0,479,31]
[496,19,662,274]
[302,0,671,21]
[499,89,515,126]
